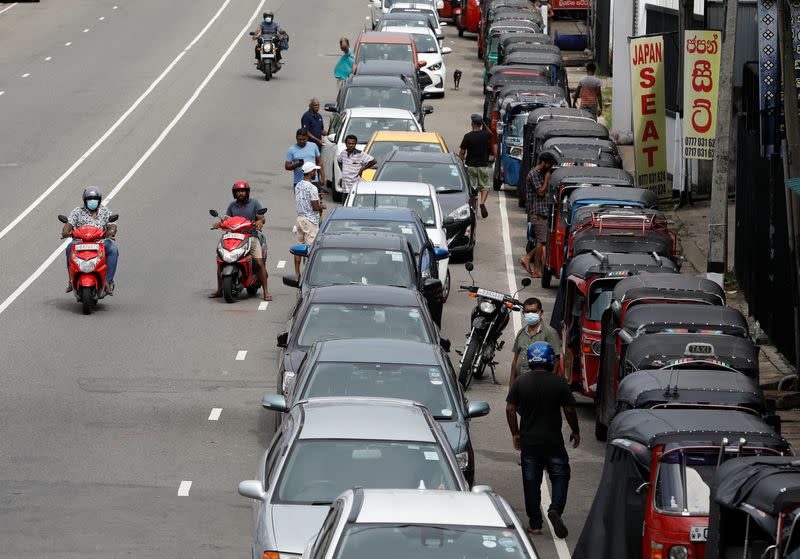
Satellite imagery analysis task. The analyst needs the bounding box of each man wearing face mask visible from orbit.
[509,297,561,385]
[252,11,283,66]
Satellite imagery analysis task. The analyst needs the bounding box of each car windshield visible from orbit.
[379,19,429,31]
[368,140,445,163]
[323,219,424,253]
[307,248,414,288]
[508,112,529,138]
[344,87,417,112]
[376,162,464,193]
[335,524,531,559]
[357,43,415,63]
[353,194,436,226]
[276,440,458,504]
[297,303,431,346]
[587,282,614,321]
[345,117,420,140]
[302,363,454,419]
[412,33,438,54]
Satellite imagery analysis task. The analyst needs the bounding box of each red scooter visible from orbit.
[58,213,118,315]
[209,208,267,303]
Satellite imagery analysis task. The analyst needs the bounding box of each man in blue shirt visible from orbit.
[285,129,324,186]
[301,98,327,148]
[334,37,354,89]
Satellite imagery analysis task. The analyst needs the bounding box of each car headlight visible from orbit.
[479,301,496,314]
[508,146,523,160]
[282,371,296,394]
[448,204,471,221]
[427,62,442,71]
[668,546,688,559]
[456,451,469,470]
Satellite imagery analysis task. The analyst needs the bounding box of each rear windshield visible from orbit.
[323,218,424,253]
[411,34,438,54]
[297,303,430,346]
[357,43,415,63]
[376,162,464,193]
[353,194,436,226]
[344,87,417,113]
[307,248,413,288]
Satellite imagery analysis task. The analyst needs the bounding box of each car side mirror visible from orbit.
[209,209,219,217]
[439,337,451,352]
[521,278,531,287]
[471,484,493,494]
[282,275,300,288]
[466,400,490,418]
[423,277,443,294]
[57,214,69,224]
[423,105,434,115]
[434,247,449,260]
[324,103,338,113]
[261,394,289,413]
[289,244,309,257]
[440,22,448,28]
[108,214,119,223]
[277,331,289,348]
[442,216,455,226]
[441,46,452,54]
[238,480,267,501]
[327,133,336,142]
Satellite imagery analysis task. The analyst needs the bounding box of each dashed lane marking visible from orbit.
[235,350,247,361]
[276,260,286,269]
[21,73,29,78]
[258,301,269,311]
[83,28,90,33]
[98,16,105,21]
[65,42,72,46]
[45,57,52,61]
[0,3,18,15]
[208,408,222,421]
[177,481,192,496]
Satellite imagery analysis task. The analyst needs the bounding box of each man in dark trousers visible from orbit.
[506,341,580,539]
[458,114,492,218]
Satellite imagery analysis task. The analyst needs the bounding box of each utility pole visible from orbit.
[706,0,738,287]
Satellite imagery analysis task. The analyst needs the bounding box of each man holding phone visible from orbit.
[285,129,324,187]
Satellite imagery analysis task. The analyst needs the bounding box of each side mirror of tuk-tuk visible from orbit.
[635,482,651,495]
[465,261,474,272]
[521,278,531,287]
[618,330,634,345]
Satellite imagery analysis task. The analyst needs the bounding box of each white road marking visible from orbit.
[0,0,262,318]
[98,16,105,21]
[258,301,269,311]
[44,57,52,61]
[0,92,4,97]
[65,42,72,46]
[0,3,18,15]
[235,350,248,361]
[208,408,222,421]
[21,73,29,78]
[0,163,19,167]
[276,260,286,269]
[498,191,571,559]
[0,0,234,244]
[83,28,90,33]
[177,480,192,496]
[113,5,118,9]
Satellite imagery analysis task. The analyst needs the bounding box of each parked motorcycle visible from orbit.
[250,32,284,81]
[457,262,530,389]
[209,208,268,303]
[58,213,119,315]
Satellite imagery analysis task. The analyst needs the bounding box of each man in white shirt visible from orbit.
[294,162,326,277]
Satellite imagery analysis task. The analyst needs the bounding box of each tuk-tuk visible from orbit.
[483,19,542,75]
[504,50,568,91]
[504,42,563,59]
[544,137,623,168]
[483,70,552,124]
[497,32,553,61]
[556,251,679,396]
[707,456,800,559]
[574,409,792,559]
[454,0,480,37]
[568,207,677,261]
[479,0,542,58]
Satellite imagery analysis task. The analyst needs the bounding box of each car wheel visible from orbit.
[441,269,451,303]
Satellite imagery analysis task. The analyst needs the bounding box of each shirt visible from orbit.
[459,130,492,167]
[578,74,602,108]
[334,48,355,79]
[301,110,325,145]
[506,369,576,450]
[525,168,549,218]
[511,323,562,379]
[225,198,263,234]
[336,149,374,193]
[67,206,112,229]
[259,20,280,35]
[286,143,321,184]
[295,180,320,224]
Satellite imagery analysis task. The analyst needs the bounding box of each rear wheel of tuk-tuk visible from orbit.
[492,161,502,191]
[458,26,464,37]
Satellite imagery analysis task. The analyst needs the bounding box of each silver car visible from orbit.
[301,487,541,559]
[238,397,469,559]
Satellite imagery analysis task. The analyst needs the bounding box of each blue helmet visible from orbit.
[527,342,556,368]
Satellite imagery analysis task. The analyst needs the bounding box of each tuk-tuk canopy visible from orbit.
[498,87,569,116]
[609,408,783,449]
[564,252,679,280]
[506,51,565,67]
[714,457,800,516]
[571,226,675,258]
[526,106,596,126]
[544,136,620,154]
[487,19,541,36]
[551,147,621,168]
[491,7,543,25]
[622,303,749,338]
[549,166,634,190]
[506,43,563,57]
[622,332,760,378]
[533,119,609,142]
[486,72,552,95]
[498,32,553,50]
[611,272,726,307]
[566,186,655,207]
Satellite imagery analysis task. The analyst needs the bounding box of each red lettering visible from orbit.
[642,120,660,142]
[691,98,713,133]
[691,60,713,93]
[639,67,656,88]
[654,42,662,62]
[641,93,657,115]
[643,145,659,167]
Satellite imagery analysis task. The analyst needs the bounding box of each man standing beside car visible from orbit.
[337,135,376,195]
[285,129,324,187]
[334,37,354,89]
[459,114,492,219]
[301,98,327,149]
[294,162,326,278]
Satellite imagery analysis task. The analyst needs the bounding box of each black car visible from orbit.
[275,285,449,400]
[353,59,430,98]
[263,338,490,484]
[373,151,477,260]
[283,232,444,324]
[324,74,434,129]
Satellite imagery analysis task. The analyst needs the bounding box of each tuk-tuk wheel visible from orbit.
[541,268,551,289]
[478,48,483,60]
[458,27,464,37]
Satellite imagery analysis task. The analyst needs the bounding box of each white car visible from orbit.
[345,180,451,300]
[381,26,451,97]
[387,3,446,44]
[321,108,422,198]
[369,0,444,30]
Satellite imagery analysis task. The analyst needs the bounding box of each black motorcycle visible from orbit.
[457,262,530,389]
[250,32,286,81]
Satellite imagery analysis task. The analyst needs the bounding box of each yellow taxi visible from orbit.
[360,131,449,180]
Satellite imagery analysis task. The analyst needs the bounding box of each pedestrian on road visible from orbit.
[301,98,327,149]
[334,37,354,89]
[519,152,556,278]
[509,297,561,385]
[458,114,492,219]
[572,61,603,118]
[337,134,376,195]
[294,162,326,278]
[506,341,580,539]
[285,129,324,187]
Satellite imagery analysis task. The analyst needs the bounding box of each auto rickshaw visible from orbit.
[454,0,480,37]
[504,51,568,91]
[497,32,553,62]
[438,0,456,20]
[479,0,542,58]
[543,137,623,168]
[504,42,562,60]
[556,251,680,396]
[707,456,800,559]
[573,409,792,559]
[483,19,541,73]
[483,70,552,124]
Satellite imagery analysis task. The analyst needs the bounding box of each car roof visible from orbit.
[355,181,434,196]
[359,31,415,44]
[315,232,409,251]
[343,75,413,88]
[380,12,434,21]
[316,338,439,365]
[383,25,437,39]
[297,397,435,441]
[354,489,508,526]
[369,130,442,142]
[307,284,423,305]
[344,107,417,119]
[383,151,462,164]
[326,206,421,223]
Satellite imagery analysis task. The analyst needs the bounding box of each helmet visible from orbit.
[527,342,556,368]
[232,180,250,199]
[82,186,103,209]
[263,11,273,20]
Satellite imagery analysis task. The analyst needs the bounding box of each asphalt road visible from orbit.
[0,1,603,558]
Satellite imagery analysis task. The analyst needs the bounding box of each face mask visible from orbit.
[86,199,100,211]
[523,312,541,326]
[265,17,272,23]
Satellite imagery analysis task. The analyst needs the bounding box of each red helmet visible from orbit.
[232,180,251,193]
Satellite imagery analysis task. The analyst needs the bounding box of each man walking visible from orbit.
[334,37,354,89]
[294,162,325,277]
[286,129,324,187]
[519,152,556,277]
[337,134,376,195]
[301,98,327,149]
[506,341,580,539]
[572,61,603,118]
[458,114,492,218]
[509,297,561,385]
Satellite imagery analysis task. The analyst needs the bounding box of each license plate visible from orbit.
[477,288,505,302]
[689,526,708,542]
[74,243,100,251]
[224,233,246,241]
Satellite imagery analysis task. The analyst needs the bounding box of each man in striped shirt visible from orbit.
[572,62,603,118]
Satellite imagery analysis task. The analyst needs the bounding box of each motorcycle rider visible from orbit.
[61,187,119,295]
[252,11,283,67]
[209,181,272,301]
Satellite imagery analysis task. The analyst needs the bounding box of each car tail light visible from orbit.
[649,542,664,559]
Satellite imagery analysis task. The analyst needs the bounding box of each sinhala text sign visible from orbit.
[682,30,721,160]
[629,35,669,199]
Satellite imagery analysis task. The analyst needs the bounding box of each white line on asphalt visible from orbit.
[98,16,105,21]
[21,73,29,78]
[0,92,4,97]
[82,28,89,33]
[45,57,52,61]
[498,191,571,559]
[0,0,233,243]
[177,480,192,496]
[65,42,72,46]
[0,3,18,15]
[208,408,222,421]
[276,260,286,269]
[258,301,269,311]
[235,350,248,361]
[113,5,118,9]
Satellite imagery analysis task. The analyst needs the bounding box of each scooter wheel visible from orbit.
[223,276,235,303]
[81,286,94,315]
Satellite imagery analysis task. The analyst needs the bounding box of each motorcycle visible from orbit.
[209,208,268,303]
[58,213,119,315]
[250,32,284,81]
[457,262,530,389]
